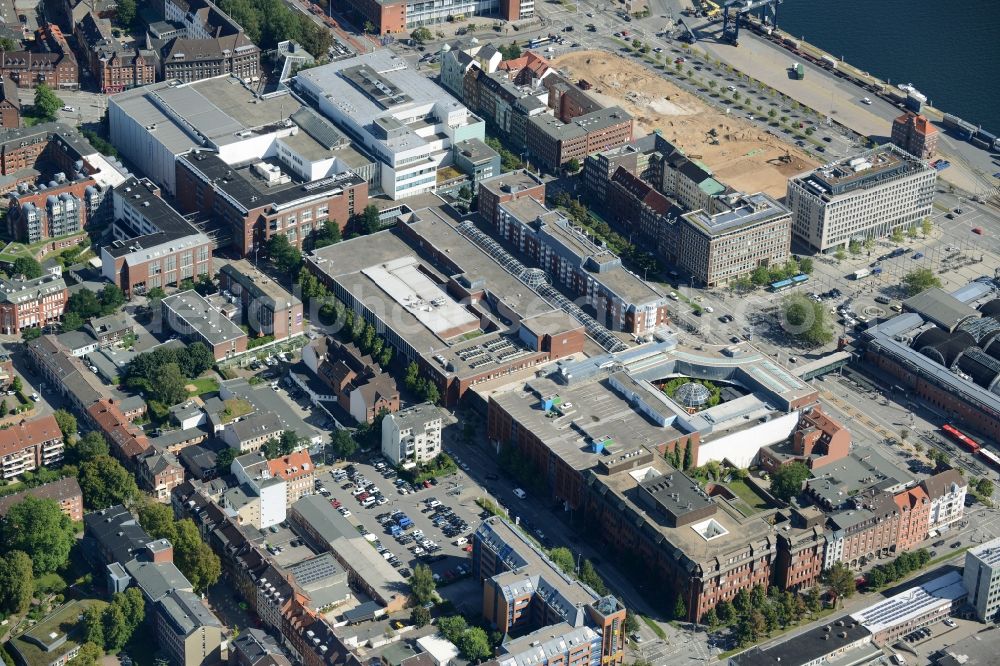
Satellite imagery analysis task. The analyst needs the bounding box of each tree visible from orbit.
[329,430,357,461]
[566,157,581,173]
[823,562,856,606]
[173,519,221,593]
[153,362,189,406]
[117,588,145,639]
[74,431,110,463]
[0,551,33,615]
[409,563,436,604]
[310,222,341,250]
[66,288,103,320]
[138,501,178,543]
[673,594,687,621]
[978,477,995,497]
[682,439,692,470]
[768,108,777,120]
[411,605,431,628]
[101,604,130,652]
[53,409,77,440]
[62,311,84,332]
[458,627,491,662]
[438,616,467,644]
[79,455,139,510]
[100,284,126,314]
[903,268,942,296]
[353,205,382,235]
[702,607,719,629]
[805,586,822,614]
[770,461,810,501]
[625,610,640,634]
[833,248,846,262]
[0,497,75,575]
[907,225,919,239]
[0,399,6,416]
[423,381,440,405]
[115,0,136,28]
[458,185,473,201]
[11,376,21,393]
[410,27,432,43]
[891,227,905,243]
[848,239,862,255]
[363,21,375,34]
[782,294,834,345]
[75,643,104,666]
[33,84,62,121]
[268,234,303,276]
[10,257,42,279]
[498,42,521,60]
[83,606,105,648]
[179,343,215,378]
[216,447,236,474]
[716,598,736,625]
[146,286,167,303]
[921,217,933,237]
[547,547,575,575]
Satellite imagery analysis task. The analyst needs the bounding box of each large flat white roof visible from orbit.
[850,571,966,634]
[361,256,478,337]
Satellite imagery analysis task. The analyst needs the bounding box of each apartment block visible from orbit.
[267,451,315,507]
[231,451,287,529]
[526,106,633,171]
[965,537,1000,622]
[339,0,525,35]
[921,469,967,533]
[381,403,442,467]
[476,169,545,227]
[0,24,78,89]
[473,517,626,665]
[219,259,304,342]
[0,76,19,128]
[891,111,939,159]
[0,414,64,481]
[102,178,213,297]
[493,196,669,334]
[74,13,156,94]
[0,476,82,521]
[301,337,400,425]
[787,144,937,252]
[0,269,67,335]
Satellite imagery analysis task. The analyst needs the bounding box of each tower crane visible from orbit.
[722,0,782,45]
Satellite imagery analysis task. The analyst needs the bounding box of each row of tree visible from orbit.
[217,0,333,57]
[62,284,127,331]
[866,548,932,589]
[546,547,610,596]
[138,502,221,593]
[83,589,144,653]
[404,362,440,405]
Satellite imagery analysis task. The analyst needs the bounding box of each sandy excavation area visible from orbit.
[552,50,819,198]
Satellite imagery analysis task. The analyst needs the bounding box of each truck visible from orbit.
[792,63,804,80]
[851,268,870,280]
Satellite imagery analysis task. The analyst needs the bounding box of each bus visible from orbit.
[770,278,794,292]
[528,36,552,48]
[942,423,981,454]
[791,274,809,285]
[979,448,1000,471]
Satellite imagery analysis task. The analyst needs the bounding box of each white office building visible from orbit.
[381,403,443,467]
[295,50,485,199]
[231,451,287,529]
[964,536,1000,622]
[786,144,936,253]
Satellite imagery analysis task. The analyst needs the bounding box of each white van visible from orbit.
[453,537,468,546]
[891,654,906,666]
[513,488,527,499]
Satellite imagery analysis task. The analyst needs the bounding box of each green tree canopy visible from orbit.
[115,0,136,28]
[409,563,436,604]
[903,268,942,296]
[33,84,62,121]
[53,409,77,440]
[267,234,303,276]
[138,501,178,543]
[437,615,468,644]
[0,550,34,615]
[547,547,575,575]
[152,362,190,406]
[457,627,492,662]
[173,519,221,593]
[309,222,341,250]
[410,27,432,43]
[73,431,110,464]
[769,461,810,501]
[79,455,139,510]
[328,429,357,461]
[782,294,834,345]
[0,497,75,575]
[10,257,42,279]
[216,447,236,474]
[823,561,856,606]
[411,605,431,628]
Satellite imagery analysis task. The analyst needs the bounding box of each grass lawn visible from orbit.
[220,398,253,423]
[187,376,220,396]
[0,232,87,263]
[641,614,667,640]
[726,478,771,514]
[33,572,67,595]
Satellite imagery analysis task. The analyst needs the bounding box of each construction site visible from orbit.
[553,50,818,198]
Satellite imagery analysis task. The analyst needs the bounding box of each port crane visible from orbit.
[722,0,782,45]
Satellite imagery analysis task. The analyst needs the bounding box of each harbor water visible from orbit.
[776,0,1000,132]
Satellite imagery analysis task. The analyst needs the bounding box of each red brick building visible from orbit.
[75,14,156,94]
[0,414,65,481]
[0,76,20,128]
[175,151,367,257]
[86,398,151,474]
[894,485,930,553]
[218,259,304,342]
[0,475,82,521]
[0,25,78,89]
[477,169,546,227]
[526,106,633,171]
[760,405,853,472]
[0,271,68,335]
[891,112,939,159]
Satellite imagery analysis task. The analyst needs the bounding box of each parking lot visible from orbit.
[308,453,492,610]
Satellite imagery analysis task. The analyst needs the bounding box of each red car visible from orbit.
[332,499,342,508]
[973,227,984,235]
[423,480,432,488]
[357,492,369,502]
